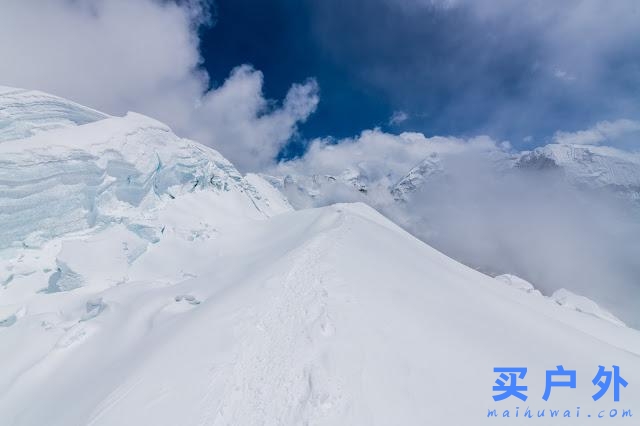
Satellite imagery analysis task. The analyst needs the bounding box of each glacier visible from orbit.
[0,100,285,252]
[0,87,108,143]
[1,87,640,425]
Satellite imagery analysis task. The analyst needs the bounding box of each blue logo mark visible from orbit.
[492,365,627,402]
[592,365,628,402]
[542,365,576,401]
[493,367,528,402]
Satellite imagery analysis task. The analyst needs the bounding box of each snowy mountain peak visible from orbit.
[0,90,289,253]
[516,143,640,198]
[390,153,443,202]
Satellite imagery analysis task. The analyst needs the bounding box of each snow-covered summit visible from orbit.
[390,153,443,202]
[516,143,640,200]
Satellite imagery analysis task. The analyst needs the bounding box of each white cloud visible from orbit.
[274,129,503,185]
[389,110,409,125]
[270,128,506,208]
[184,65,318,170]
[553,69,576,82]
[553,119,640,146]
[0,0,318,171]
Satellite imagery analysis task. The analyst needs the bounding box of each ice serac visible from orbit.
[0,86,108,143]
[0,106,287,251]
[1,89,640,425]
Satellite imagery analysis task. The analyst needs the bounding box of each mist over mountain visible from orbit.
[267,131,640,326]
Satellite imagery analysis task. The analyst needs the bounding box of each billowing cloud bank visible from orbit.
[307,0,640,143]
[0,0,318,170]
[553,119,640,147]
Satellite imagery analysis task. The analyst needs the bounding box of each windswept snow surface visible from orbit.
[2,201,640,425]
[1,91,640,425]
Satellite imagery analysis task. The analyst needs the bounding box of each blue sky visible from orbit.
[199,0,640,157]
[199,0,390,157]
[2,0,639,168]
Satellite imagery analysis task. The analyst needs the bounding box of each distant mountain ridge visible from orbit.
[267,142,640,207]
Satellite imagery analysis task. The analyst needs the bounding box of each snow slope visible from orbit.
[2,201,640,425]
[1,89,639,425]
